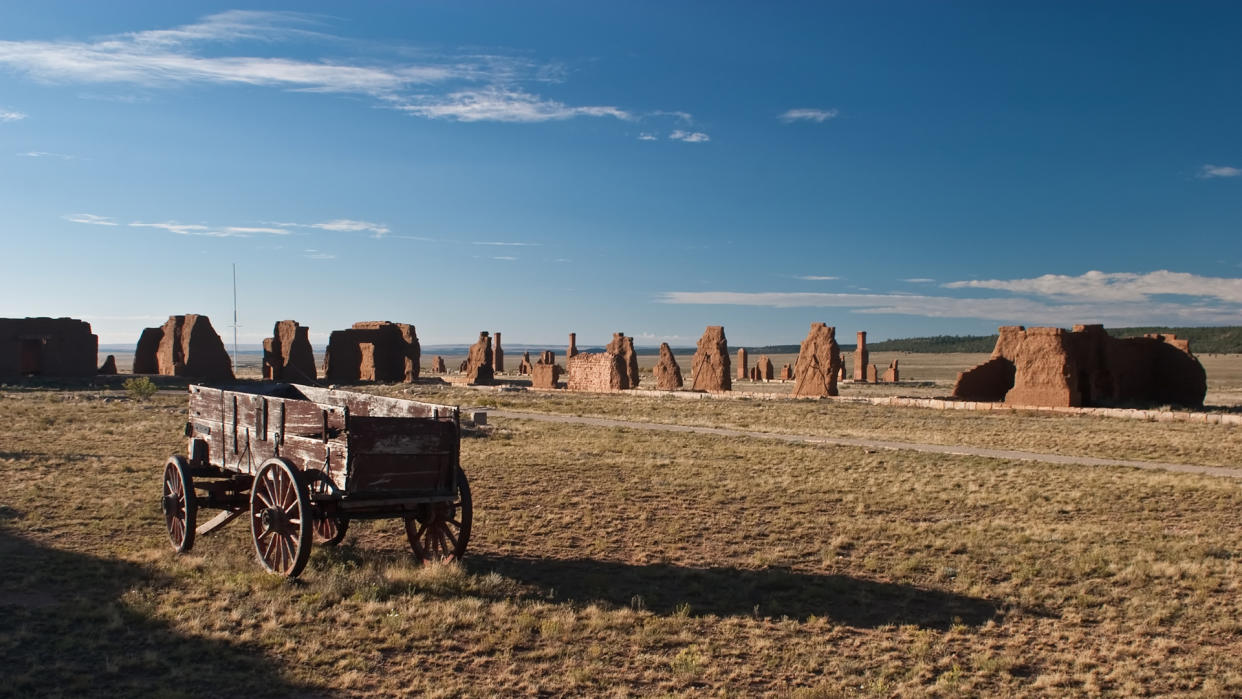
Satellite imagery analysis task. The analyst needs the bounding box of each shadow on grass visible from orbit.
[0,523,320,698]
[469,554,999,629]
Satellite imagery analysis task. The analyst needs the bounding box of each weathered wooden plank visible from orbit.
[348,453,450,493]
[348,417,457,454]
[195,509,242,536]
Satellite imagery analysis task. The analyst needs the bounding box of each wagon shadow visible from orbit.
[469,555,1000,629]
[0,523,320,697]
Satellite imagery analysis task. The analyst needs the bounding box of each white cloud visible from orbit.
[670,130,709,143]
[1,109,27,122]
[637,132,658,141]
[304,248,336,259]
[396,87,630,123]
[0,12,652,126]
[19,151,73,159]
[779,108,839,123]
[1200,164,1241,178]
[795,275,838,281]
[472,240,540,247]
[944,269,1242,304]
[64,213,118,226]
[129,220,290,237]
[903,278,935,283]
[491,255,517,261]
[309,219,390,237]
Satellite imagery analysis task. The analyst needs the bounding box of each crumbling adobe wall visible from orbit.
[262,320,316,382]
[607,332,640,389]
[432,356,446,373]
[0,317,98,378]
[140,314,234,381]
[952,324,1206,408]
[756,355,774,381]
[654,342,683,390]
[322,321,419,383]
[883,359,899,383]
[568,333,578,358]
[736,348,748,380]
[531,362,562,389]
[567,352,626,392]
[465,331,494,385]
[792,323,841,398]
[779,363,793,381]
[493,332,504,373]
[518,352,533,375]
[854,331,869,382]
[690,326,731,392]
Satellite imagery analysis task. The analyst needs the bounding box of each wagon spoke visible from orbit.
[251,459,312,578]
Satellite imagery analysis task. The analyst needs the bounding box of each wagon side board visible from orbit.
[186,385,350,491]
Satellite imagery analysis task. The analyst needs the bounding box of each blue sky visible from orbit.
[1,2,1239,346]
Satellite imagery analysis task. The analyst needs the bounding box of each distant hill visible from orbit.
[864,326,1242,354]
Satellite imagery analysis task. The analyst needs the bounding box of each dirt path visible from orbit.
[488,409,1242,480]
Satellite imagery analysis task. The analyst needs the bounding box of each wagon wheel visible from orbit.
[312,511,349,546]
[307,471,349,546]
[404,467,472,563]
[250,458,313,578]
[161,455,196,553]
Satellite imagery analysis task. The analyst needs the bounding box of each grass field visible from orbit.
[2,378,1242,696]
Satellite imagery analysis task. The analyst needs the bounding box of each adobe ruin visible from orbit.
[779,364,793,381]
[883,359,899,383]
[465,331,494,385]
[736,348,748,381]
[867,364,878,382]
[493,332,504,373]
[432,356,446,373]
[792,323,841,398]
[531,348,561,389]
[607,332,640,389]
[262,320,316,382]
[952,324,1207,408]
[756,355,774,382]
[654,342,683,390]
[568,332,578,358]
[854,331,869,382]
[133,314,234,381]
[322,321,419,383]
[691,326,731,392]
[0,317,98,378]
[538,350,555,365]
[567,352,626,392]
[518,352,533,375]
[98,355,117,375]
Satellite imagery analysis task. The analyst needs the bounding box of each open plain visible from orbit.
[2,355,1242,696]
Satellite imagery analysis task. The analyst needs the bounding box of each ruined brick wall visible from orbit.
[792,323,841,398]
[133,327,163,374]
[736,348,748,380]
[493,332,504,373]
[0,317,98,378]
[953,324,1206,408]
[607,332,640,388]
[531,362,562,389]
[466,331,494,385]
[568,333,578,358]
[567,352,625,392]
[323,321,419,383]
[779,364,793,381]
[756,355,774,381]
[432,356,446,373]
[262,320,316,382]
[154,314,234,381]
[518,352,533,374]
[883,359,899,383]
[690,326,731,392]
[854,331,869,381]
[654,342,683,390]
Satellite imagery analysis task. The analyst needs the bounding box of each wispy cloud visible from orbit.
[19,150,74,159]
[659,270,1242,326]
[944,269,1242,304]
[903,278,935,283]
[0,109,27,122]
[779,108,839,123]
[1200,164,1241,179]
[304,248,336,259]
[129,220,290,237]
[0,11,653,126]
[309,219,390,237]
[670,130,709,143]
[64,213,117,226]
[472,240,540,247]
[637,132,658,141]
[491,255,517,261]
[795,275,838,281]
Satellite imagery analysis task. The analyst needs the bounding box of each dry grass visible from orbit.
[3,386,1242,696]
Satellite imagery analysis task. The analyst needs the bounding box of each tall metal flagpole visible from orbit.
[231,263,239,372]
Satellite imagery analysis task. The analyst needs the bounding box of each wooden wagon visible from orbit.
[160,383,471,578]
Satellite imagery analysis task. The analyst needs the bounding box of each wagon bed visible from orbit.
[161,383,472,577]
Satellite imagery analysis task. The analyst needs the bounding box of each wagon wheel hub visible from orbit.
[260,506,287,533]
[161,494,178,515]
